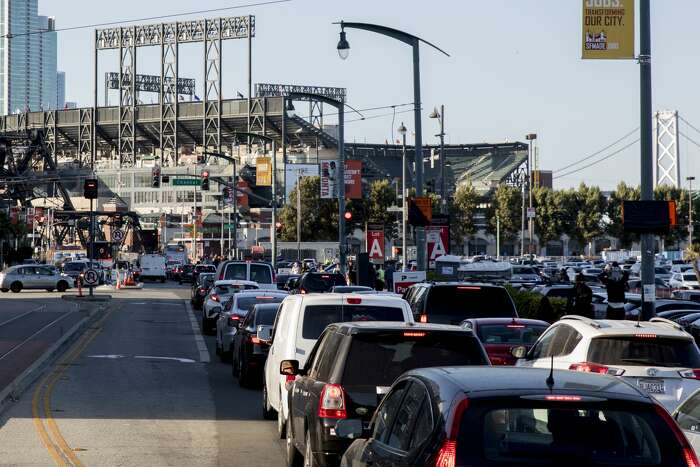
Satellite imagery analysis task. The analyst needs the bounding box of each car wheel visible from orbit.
[239,353,252,388]
[304,429,315,467]
[45,288,54,292]
[10,282,22,293]
[286,418,302,467]
[232,348,240,377]
[0,289,8,293]
[262,381,276,420]
[57,281,68,293]
[202,316,213,335]
[277,408,287,439]
[161,278,165,283]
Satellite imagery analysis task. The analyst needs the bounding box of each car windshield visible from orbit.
[250,264,272,284]
[424,286,515,323]
[341,332,487,387]
[224,263,247,280]
[587,336,700,368]
[459,404,679,466]
[302,305,404,339]
[235,295,284,313]
[478,323,548,345]
[300,273,346,292]
[63,263,86,271]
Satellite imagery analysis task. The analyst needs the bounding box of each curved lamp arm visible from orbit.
[334,21,450,57]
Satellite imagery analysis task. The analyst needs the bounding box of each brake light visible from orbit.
[300,288,307,294]
[435,440,456,467]
[321,275,330,279]
[679,369,700,380]
[318,384,347,419]
[419,314,428,323]
[457,286,480,290]
[569,362,625,376]
[544,395,582,402]
[255,296,274,299]
[198,289,206,296]
[654,404,700,467]
[227,315,241,326]
[404,332,426,337]
[506,324,526,329]
[346,297,362,305]
[251,336,261,344]
[634,333,657,339]
[211,294,220,302]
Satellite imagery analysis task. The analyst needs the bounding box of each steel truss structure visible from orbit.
[94,16,255,167]
[654,110,681,188]
[105,72,195,98]
[255,83,347,129]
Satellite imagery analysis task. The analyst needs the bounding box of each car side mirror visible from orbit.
[257,324,273,343]
[335,419,364,439]
[511,346,528,359]
[280,359,300,376]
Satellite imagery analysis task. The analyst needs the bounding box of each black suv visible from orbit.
[338,366,699,466]
[294,272,346,294]
[190,273,215,310]
[403,282,517,324]
[281,322,489,466]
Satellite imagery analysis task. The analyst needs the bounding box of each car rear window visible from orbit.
[215,284,257,295]
[478,324,548,345]
[300,273,346,292]
[63,263,87,272]
[255,305,279,325]
[342,332,487,387]
[235,295,285,313]
[587,336,700,368]
[196,265,216,273]
[301,305,405,339]
[683,274,697,281]
[250,264,273,284]
[424,286,516,323]
[458,403,684,466]
[224,263,247,280]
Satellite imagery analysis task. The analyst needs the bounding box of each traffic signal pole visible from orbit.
[89,197,94,297]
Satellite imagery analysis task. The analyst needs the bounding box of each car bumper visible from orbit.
[312,419,353,461]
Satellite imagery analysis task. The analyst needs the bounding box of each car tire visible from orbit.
[232,349,240,377]
[57,281,68,293]
[161,278,165,283]
[10,282,22,293]
[0,289,8,293]
[202,316,213,335]
[286,418,302,467]
[262,381,276,420]
[303,429,315,467]
[45,288,54,292]
[277,408,287,439]
[239,353,252,388]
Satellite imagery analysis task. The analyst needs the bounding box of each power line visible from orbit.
[679,116,700,137]
[553,127,639,173]
[680,131,700,149]
[554,138,640,180]
[5,0,291,38]
[295,102,414,120]
[346,107,417,123]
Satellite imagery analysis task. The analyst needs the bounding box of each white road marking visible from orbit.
[87,354,125,359]
[134,356,196,363]
[184,300,210,363]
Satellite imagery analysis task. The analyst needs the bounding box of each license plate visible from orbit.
[638,379,666,394]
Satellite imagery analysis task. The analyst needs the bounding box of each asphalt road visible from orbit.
[0,282,286,466]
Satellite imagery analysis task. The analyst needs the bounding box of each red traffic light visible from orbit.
[201,170,209,178]
[343,211,352,221]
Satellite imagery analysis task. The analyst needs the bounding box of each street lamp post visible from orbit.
[336,21,449,271]
[398,122,408,271]
[526,133,537,265]
[688,176,696,247]
[429,106,447,214]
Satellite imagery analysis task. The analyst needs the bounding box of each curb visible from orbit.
[0,302,107,416]
[61,295,112,302]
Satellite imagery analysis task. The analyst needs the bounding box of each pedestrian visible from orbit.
[571,273,593,318]
[385,262,395,293]
[599,262,628,319]
[376,264,385,291]
[347,261,356,285]
[368,262,377,290]
[558,268,570,283]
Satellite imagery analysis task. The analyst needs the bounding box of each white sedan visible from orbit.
[201,280,258,334]
[669,272,700,290]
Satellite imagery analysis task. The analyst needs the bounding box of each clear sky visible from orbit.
[37,0,700,190]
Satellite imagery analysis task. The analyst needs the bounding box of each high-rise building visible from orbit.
[0,0,64,115]
[56,70,64,108]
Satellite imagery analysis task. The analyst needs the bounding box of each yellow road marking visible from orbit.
[32,305,115,466]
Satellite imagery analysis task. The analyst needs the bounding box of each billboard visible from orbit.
[320,160,339,199]
[582,0,635,59]
[366,224,385,263]
[344,160,362,199]
[256,157,272,186]
[285,164,319,199]
[426,215,450,267]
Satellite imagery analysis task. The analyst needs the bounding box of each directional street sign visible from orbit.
[83,269,99,287]
[112,229,125,242]
[172,178,200,186]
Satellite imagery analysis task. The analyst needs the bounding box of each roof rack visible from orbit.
[649,317,684,331]
[560,315,602,329]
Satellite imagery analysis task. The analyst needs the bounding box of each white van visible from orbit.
[214,260,276,290]
[139,254,167,282]
[262,293,413,436]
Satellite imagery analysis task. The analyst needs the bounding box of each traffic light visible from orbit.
[275,221,283,234]
[389,220,400,239]
[83,178,98,199]
[426,179,436,193]
[343,211,353,222]
[151,166,161,188]
[201,170,210,191]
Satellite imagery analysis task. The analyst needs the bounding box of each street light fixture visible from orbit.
[688,176,696,246]
[335,20,449,271]
[398,122,408,271]
[429,106,446,214]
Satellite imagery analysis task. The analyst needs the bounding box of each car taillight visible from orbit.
[211,294,220,302]
[569,362,625,376]
[347,297,362,305]
[488,355,508,365]
[300,288,307,294]
[655,404,700,467]
[227,315,241,326]
[419,314,428,323]
[679,369,700,380]
[198,289,206,296]
[318,384,347,419]
[251,336,261,344]
[435,440,456,467]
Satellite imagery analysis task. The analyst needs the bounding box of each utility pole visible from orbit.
[526,133,537,264]
[398,122,408,271]
[688,176,695,247]
[639,0,655,320]
[296,172,302,261]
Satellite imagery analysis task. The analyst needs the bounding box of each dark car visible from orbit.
[403,282,517,325]
[532,284,576,300]
[462,317,550,365]
[295,272,346,294]
[277,273,300,290]
[232,302,281,387]
[338,367,699,467]
[282,322,490,466]
[632,300,700,317]
[190,272,215,310]
[178,264,196,284]
[330,285,374,293]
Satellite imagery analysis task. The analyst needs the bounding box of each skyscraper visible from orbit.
[56,69,64,108]
[0,0,64,115]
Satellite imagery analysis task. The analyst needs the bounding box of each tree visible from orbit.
[606,182,640,249]
[278,176,339,242]
[486,185,522,242]
[573,183,606,252]
[450,183,479,250]
[366,179,397,226]
[655,185,688,248]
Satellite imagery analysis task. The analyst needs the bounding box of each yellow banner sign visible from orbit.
[582,0,635,59]
[256,157,272,186]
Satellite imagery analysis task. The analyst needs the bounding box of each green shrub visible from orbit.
[505,285,568,323]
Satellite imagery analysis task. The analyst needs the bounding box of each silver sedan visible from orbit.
[0,264,74,293]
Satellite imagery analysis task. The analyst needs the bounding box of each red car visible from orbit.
[461,317,549,365]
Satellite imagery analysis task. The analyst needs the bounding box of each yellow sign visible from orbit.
[256,157,272,186]
[582,0,635,59]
